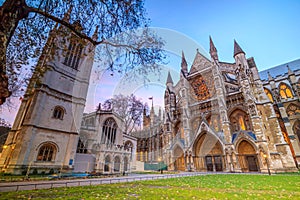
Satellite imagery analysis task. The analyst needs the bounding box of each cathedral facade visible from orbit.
[136,38,299,173]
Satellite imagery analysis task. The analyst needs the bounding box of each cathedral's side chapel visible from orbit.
[162,38,299,173]
[76,106,137,174]
[0,13,96,174]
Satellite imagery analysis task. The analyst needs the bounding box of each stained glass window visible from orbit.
[101,118,118,144]
[279,83,293,99]
[264,88,274,102]
[190,75,211,101]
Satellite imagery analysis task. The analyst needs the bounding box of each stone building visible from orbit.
[0,16,137,174]
[75,106,137,173]
[136,38,299,173]
[0,13,96,174]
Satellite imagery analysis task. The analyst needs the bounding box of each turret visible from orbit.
[233,40,251,81]
[233,39,245,58]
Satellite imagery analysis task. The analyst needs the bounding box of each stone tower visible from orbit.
[0,19,96,174]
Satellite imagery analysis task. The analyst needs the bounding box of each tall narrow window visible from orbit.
[101,118,117,144]
[104,156,110,172]
[114,156,121,172]
[279,83,293,99]
[264,88,274,102]
[64,42,83,69]
[37,143,56,161]
[230,109,251,132]
[238,116,246,131]
[76,139,87,153]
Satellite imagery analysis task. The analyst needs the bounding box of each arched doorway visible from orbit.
[123,157,129,172]
[173,145,185,171]
[114,156,121,172]
[237,140,259,172]
[104,155,111,172]
[193,133,224,172]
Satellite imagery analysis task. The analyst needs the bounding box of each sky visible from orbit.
[2,0,300,124]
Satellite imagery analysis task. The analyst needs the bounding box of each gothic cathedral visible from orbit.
[136,37,299,173]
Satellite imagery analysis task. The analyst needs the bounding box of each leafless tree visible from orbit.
[103,94,147,134]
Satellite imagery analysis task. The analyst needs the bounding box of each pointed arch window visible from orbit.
[37,143,56,161]
[229,109,251,132]
[279,83,293,99]
[264,88,274,102]
[64,42,83,70]
[76,138,87,153]
[101,118,117,144]
[53,106,64,120]
[104,155,111,172]
[114,156,121,172]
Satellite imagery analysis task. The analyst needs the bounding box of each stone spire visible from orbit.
[150,97,155,125]
[181,51,188,74]
[233,40,245,57]
[166,71,173,85]
[209,36,218,60]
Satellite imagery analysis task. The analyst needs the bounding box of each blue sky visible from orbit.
[2,0,300,124]
[145,0,300,70]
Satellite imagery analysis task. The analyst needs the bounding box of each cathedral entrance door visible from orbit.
[214,156,223,171]
[237,140,259,172]
[174,155,185,171]
[247,156,258,172]
[173,145,185,171]
[205,156,213,171]
[205,156,223,171]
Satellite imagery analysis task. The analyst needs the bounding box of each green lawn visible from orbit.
[1,174,300,199]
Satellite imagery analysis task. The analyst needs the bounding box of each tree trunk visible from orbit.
[0,0,29,104]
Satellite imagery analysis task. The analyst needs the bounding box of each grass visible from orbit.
[1,174,300,199]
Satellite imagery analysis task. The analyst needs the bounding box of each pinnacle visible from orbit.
[166,71,173,84]
[233,40,245,57]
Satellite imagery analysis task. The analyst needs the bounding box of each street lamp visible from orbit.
[158,157,163,174]
[263,154,271,175]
